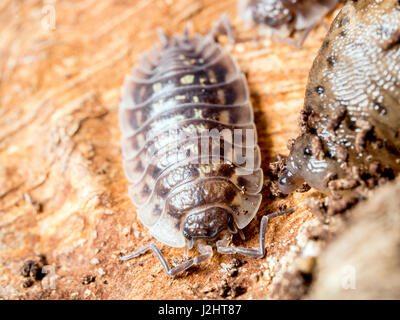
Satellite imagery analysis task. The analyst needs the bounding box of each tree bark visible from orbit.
[3,0,388,300]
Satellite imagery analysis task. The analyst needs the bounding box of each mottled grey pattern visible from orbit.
[119,30,262,247]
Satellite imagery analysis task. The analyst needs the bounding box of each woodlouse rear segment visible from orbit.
[119,17,292,277]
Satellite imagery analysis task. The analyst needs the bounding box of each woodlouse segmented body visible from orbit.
[119,24,264,249]
[117,16,296,278]
[238,0,339,46]
[278,0,400,197]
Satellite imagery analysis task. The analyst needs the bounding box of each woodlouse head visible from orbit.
[182,207,234,243]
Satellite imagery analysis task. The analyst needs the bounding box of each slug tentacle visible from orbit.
[278,168,304,194]
[280,0,400,196]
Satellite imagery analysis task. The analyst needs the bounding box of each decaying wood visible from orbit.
[3,0,395,300]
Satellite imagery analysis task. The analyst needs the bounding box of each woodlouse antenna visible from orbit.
[216,208,295,258]
[120,242,212,278]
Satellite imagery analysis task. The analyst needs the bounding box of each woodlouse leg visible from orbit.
[120,242,212,278]
[271,33,300,49]
[208,13,235,44]
[238,229,245,240]
[216,208,294,258]
[296,24,318,48]
[272,24,316,49]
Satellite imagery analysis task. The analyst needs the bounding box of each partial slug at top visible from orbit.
[118,15,293,277]
[278,0,400,196]
[238,0,340,46]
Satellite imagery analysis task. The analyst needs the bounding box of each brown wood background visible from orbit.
[0,0,342,299]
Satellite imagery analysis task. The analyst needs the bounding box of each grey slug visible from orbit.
[278,0,400,196]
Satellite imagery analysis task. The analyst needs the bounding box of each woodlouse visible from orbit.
[118,15,292,277]
[278,0,400,196]
[238,0,340,47]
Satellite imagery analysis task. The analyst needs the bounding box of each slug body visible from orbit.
[119,23,263,249]
[279,0,400,195]
[238,0,339,45]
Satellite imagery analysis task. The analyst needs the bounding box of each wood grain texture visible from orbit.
[0,0,342,299]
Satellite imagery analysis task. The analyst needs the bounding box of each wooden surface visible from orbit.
[0,0,342,299]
